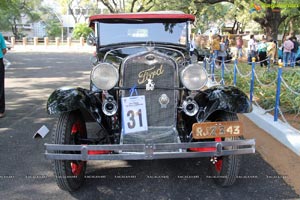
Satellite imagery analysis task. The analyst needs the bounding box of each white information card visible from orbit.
[121,95,148,134]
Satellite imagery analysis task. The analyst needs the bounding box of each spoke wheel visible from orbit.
[52,110,87,192]
[209,112,241,187]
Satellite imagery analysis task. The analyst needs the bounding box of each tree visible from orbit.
[57,0,98,23]
[93,0,300,41]
[46,20,62,39]
[97,0,156,13]
[0,0,41,39]
[193,0,300,41]
[37,6,63,39]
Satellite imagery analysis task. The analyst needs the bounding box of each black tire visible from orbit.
[52,110,87,192]
[209,112,241,187]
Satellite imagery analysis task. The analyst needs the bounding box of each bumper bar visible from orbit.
[45,139,255,160]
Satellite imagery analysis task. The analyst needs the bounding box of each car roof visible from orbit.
[89,11,195,26]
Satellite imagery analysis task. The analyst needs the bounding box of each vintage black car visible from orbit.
[45,11,255,191]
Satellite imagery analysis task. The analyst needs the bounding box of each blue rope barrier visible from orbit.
[211,57,215,82]
[274,63,283,121]
[221,57,225,85]
[249,57,256,103]
[233,58,237,86]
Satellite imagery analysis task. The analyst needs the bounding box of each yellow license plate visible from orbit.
[192,121,243,139]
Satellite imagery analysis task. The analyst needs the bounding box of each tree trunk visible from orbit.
[264,24,279,41]
[11,17,19,39]
[254,7,287,41]
[288,18,295,37]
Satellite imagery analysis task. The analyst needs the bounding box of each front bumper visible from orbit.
[45,139,255,160]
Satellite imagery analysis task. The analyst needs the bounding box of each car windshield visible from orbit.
[99,22,187,46]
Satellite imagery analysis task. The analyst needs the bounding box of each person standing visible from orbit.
[247,34,257,64]
[189,34,196,55]
[189,34,197,62]
[211,34,221,59]
[267,40,276,64]
[257,39,268,67]
[283,37,294,67]
[290,37,299,67]
[236,36,243,58]
[0,32,7,118]
[224,35,230,49]
[217,37,227,67]
[208,30,213,45]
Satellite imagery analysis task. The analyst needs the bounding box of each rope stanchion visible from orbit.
[274,61,283,121]
[278,107,289,124]
[211,57,215,82]
[249,57,256,103]
[221,56,225,85]
[233,57,237,86]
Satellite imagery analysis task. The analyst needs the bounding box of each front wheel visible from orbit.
[209,112,241,187]
[52,110,87,192]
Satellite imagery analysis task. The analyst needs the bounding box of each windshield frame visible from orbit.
[96,21,190,47]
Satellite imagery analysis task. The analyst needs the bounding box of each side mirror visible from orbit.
[90,55,99,66]
[87,33,96,46]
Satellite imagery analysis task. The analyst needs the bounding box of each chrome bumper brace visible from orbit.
[45,139,255,160]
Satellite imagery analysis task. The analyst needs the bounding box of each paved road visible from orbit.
[0,51,299,200]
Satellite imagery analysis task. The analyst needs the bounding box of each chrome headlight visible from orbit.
[180,63,208,90]
[91,63,119,90]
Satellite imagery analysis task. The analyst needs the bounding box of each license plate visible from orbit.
[192,121,243,139]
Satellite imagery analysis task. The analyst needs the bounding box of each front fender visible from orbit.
[194,85,252,121]
[47,87,103,123]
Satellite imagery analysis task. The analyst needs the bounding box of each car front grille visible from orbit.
[120,50,179,144]
[122,51,178,127]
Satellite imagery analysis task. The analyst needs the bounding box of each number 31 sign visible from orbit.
[121,95,148,134]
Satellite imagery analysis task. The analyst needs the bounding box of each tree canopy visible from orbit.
[194,0,300,40]
[0,0,41,38]
[95,0,300,41]
[1,0,299,41]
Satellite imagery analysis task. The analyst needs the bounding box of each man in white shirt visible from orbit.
[247,34,257,64]
[189,35,197,62]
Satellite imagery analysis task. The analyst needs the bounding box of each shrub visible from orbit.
[72,23,93,40]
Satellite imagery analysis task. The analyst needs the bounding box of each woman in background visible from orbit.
[257,38,268,67]
[0,32,7,118]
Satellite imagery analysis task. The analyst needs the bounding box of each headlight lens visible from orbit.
[91,63,119,90]
[180,63,208,90]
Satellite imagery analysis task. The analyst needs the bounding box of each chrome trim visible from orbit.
[102,97,118,116]
[91,63,119,90]
[103,45,186,63]
[45,139,255,160]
